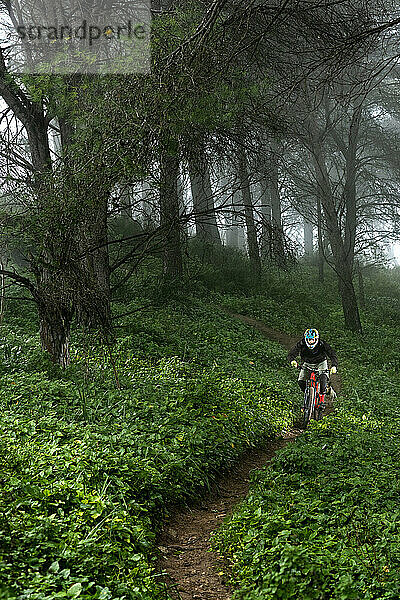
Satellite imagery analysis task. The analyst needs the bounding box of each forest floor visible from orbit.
[157,430,300,600]
[158,314,339,600]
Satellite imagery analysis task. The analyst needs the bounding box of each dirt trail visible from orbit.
[158,431,300,600]
[229,312,299,350]
[157,314,337,600]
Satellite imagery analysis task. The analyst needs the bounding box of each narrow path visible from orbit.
[158,432,300,600]
[229,311,299,350]
[157,313,337,599]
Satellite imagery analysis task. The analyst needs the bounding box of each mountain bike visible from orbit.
[302,366,326,429]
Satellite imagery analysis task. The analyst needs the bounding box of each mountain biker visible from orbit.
[287,328,338,409]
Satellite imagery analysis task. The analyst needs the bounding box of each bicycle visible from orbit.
[301,365,327,429]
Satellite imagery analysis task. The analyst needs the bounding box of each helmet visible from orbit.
[304,328,319,349]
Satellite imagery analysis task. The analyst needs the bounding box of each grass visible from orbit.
[3,254,398,600]
[0,295,295,599]
[213,265,400,600]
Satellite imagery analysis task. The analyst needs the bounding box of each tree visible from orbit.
[0,55,76,364]
[236,145,261,278]
[188,145,221,246]
[159,134,184,278]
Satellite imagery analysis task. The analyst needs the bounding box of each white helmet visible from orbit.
[304,328,319,349]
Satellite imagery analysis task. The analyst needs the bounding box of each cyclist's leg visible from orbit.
[318,360,329,394]
[298,364,306,386]
[298,366,307,406]
[317,360,329,410]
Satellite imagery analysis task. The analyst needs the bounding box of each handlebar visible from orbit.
[292,363,337,375]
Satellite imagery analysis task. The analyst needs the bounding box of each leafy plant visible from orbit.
[0,295,295,598]
[213,266,400,600]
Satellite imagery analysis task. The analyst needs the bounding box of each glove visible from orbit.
[291,360,298,368]
[330,366,337,375]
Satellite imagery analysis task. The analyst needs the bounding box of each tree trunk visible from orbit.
[58,111,112,333]
[303,217,314,257]
[27,116,53,178]
[343,104,362,269]
[142,180,155,230]
[188,150,221,245]
[337,264,363,333]
[227,193,243,248]
[38,303,72,368]
[60,115,111,336]
[269,142,286,268]
[77,194,112,331]
[334,243,362,333]
[259,178,272,259]
[35,261,73,368]
[119,184,133,219]
[0,256,6,324]
[237,148,261,278]
[312,144,362,333]
[159,135,183,278]
[177,170,189,241]
[220,173,243,249]
[28,114,76,362]
[317,197,325,283]
[356,259,366,309]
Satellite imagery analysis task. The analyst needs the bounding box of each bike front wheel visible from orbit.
[303,387,313,429]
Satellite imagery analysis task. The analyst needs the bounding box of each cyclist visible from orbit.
[288,328,338,409]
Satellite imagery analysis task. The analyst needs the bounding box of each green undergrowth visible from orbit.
[213,264,400,340]
[213,269,400,599]
[213,270,339,337]
[0,298,295,599]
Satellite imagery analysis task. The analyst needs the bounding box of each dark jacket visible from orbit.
[287,338,338,367]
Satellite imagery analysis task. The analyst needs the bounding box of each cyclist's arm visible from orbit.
[324,341,338,367]
[287,340,301,364]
